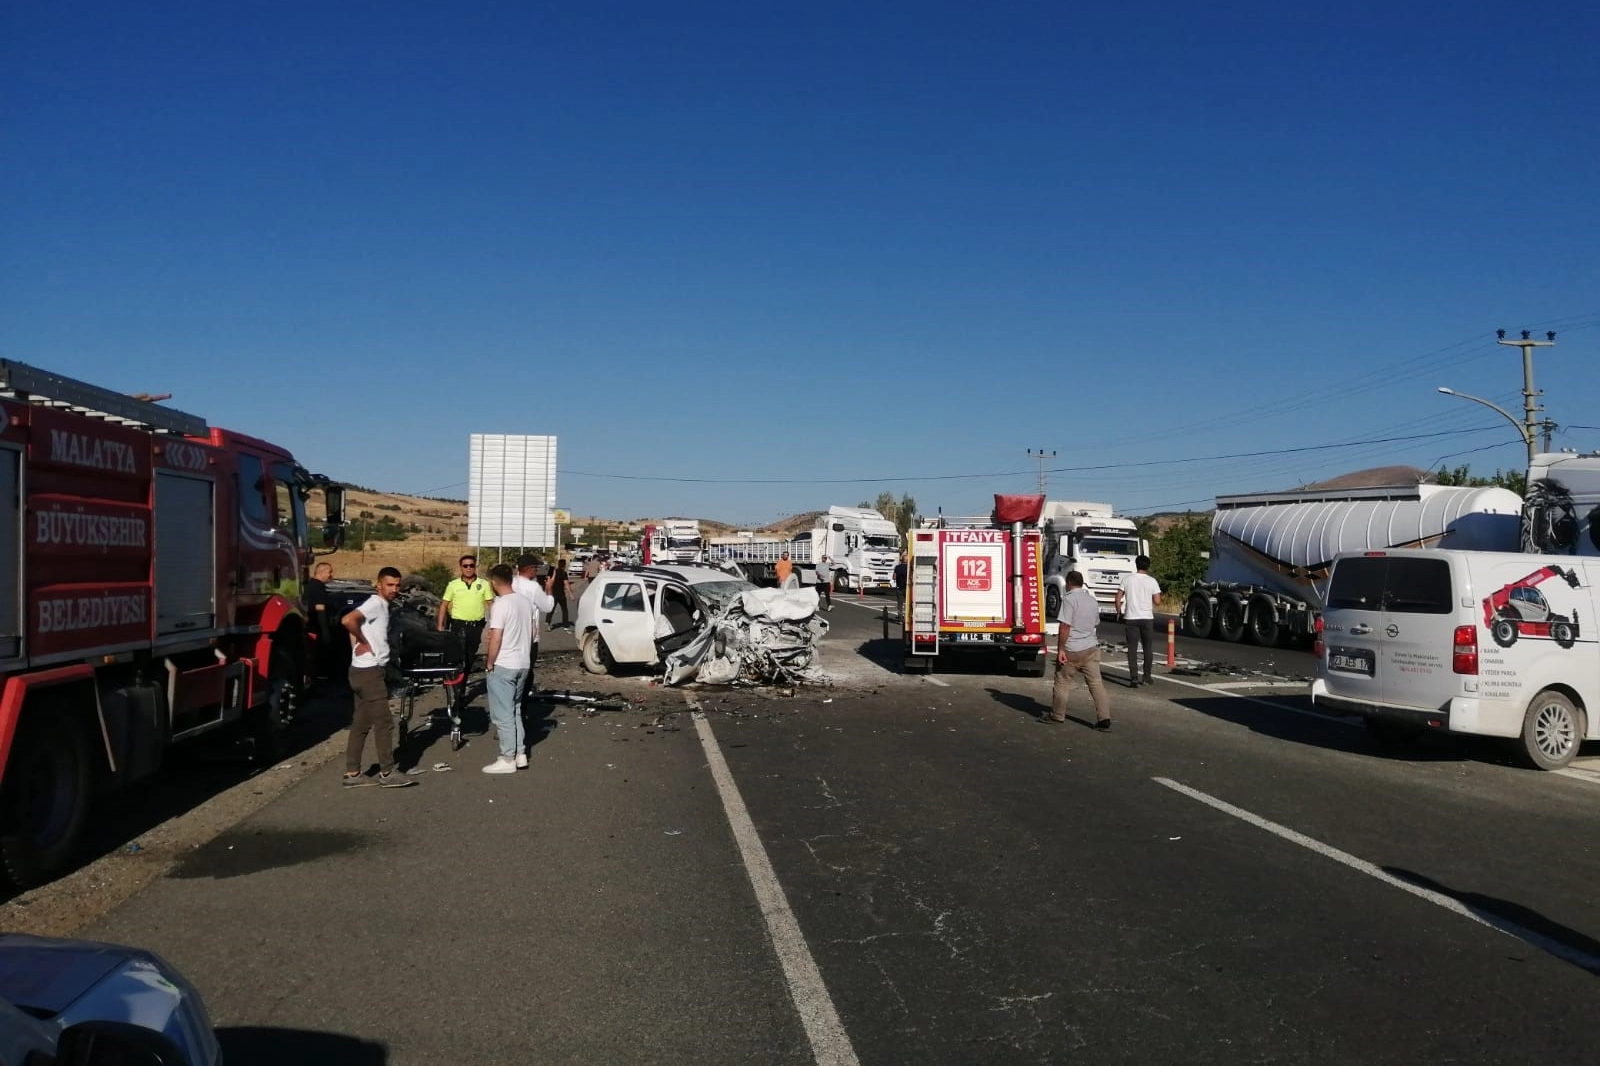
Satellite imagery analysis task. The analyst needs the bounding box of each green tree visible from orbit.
[414,561,455,595]
[1149,514,1211,596]
[895,493,918,538]
[1432,464,1526,496]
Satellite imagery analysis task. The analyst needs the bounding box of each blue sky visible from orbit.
[4,1,1597,528]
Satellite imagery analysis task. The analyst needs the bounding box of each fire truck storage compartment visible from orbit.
[154,471,216,636]
[0,448,19,661]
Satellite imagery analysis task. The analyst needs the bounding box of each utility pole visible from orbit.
[1027,448,1056,496]
[1496,328,1556,466]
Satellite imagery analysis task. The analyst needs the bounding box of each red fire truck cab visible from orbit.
[902,495,1047,676]
[0,361,344,886]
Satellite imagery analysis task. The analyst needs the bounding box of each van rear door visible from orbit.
[1372,554,1459,713]
[1323,555,1387,706]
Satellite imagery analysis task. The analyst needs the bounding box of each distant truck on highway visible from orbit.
[1182,484,1523,647]
[642,519,705,565]
[1039,501,1149,622]
[707,506,901,590]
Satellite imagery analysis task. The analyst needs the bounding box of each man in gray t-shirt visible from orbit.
[1044,570,1111,729]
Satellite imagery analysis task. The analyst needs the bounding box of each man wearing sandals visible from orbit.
[341,567,417,787]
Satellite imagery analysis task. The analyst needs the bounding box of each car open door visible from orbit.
[593,577,656,663]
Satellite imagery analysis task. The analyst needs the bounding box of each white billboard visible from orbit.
[468,434,558,548]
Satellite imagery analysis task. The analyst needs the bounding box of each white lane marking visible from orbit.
[1206,681,1315,691]
[1154,777,1600,975]
[1554,766,1600,787]
[688,697,862,1066]
[922,676,951,688]
[1101,660,1360,728]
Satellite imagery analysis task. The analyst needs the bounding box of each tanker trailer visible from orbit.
[1183,484,1523,646]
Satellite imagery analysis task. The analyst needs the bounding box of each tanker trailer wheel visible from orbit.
[1246,596,1281,647]
[580,630,614,675]
[1182,593,1214,638]
[0,706,92,888]
[1520,689,1584,770]
[1215,597,1246,643]
[1491,616,1519,648]
[1552,620,1577,649]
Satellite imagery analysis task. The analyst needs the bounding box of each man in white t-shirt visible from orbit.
[513,553,556,711]
[1115,555,1162,687]
[483,564,535,774]
[340,567,415,788]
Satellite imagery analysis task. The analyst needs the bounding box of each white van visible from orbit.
[1311,548,1600,769]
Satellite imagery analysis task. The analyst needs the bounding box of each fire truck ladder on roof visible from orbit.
[0,359,209,437]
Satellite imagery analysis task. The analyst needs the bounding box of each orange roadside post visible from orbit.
[1167,618,1177,669]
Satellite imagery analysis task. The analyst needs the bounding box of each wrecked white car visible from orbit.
[576,565,828,685]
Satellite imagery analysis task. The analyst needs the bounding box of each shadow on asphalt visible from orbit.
[856,636,1038,678]
[172,828,373,881]
[1169,695,1519,765]
[1383,867,1600,977]
[217,1027,388,1064]
[985,687,1101,729]
[0,686,357,906]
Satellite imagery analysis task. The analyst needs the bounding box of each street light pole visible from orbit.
[1436,387,1534,465]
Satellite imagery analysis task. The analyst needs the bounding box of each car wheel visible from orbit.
[1521,689,1584,770]
[580,631,613,675]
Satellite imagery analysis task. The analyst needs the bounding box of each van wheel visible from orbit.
[1183,593,1214,638]
[1215,597,1245,643]
[1521,690,1584,770]
[1246,597,1280,646]
[579,631,613,675]
[0,710,92,888]
[1491,617,1519,648]
[1551,621,1577,649]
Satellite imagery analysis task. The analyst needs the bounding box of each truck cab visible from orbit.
[1039,501,1148,621]
[815,506,901,591]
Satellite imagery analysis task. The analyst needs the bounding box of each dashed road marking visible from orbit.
[687,696,861,1066]
[1154,776,1600,975]
[922,676,951,688]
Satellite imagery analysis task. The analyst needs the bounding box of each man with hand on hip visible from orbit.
[1044,570,1111,731]
[482,564,534,774]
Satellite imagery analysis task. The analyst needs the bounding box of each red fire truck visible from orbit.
[902,494,1046,676]
[0,361,344,885]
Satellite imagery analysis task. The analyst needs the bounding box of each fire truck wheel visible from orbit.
[247,645,300,765]
[1552,621,1577,649]
[1214,597,1246,643]
[1491,617,1519,648]
[902,656,931,674]
[1014,657,1046,678]
[0,711,91,888]
[1182,594,1214,638]
[1521,689,1584,770]
[580,631,613,675]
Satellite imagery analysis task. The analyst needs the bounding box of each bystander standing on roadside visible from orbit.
[1042,571,1111,730]
[775,551,794,588]
[514,553,555,700]
[303,561,333,681]
[341,567,416,787]
[893,552,908,596]
[549,558,572,628]
[814,556,835,611]
[1115,554,1161,687]
[437,555,493,674]
[482,564,534,774]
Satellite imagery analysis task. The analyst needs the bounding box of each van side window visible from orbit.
[601,582,645,612]
[1327,558,1386,610]
[1384,558,1453,614]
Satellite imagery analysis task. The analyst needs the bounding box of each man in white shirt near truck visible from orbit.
[340,567,417,787]
[483,564,535,774]
[1115,554,1162,687]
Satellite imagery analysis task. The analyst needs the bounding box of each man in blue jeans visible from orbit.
[481,564,534,774]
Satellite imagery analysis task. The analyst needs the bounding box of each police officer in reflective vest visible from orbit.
[437,554,495,672]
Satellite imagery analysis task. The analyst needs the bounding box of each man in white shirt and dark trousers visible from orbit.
[1043,570,1112,730]
[483,564,535,774]
[340,567,417,787]
[1116,554,1162,687]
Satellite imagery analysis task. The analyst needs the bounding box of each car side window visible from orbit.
[601,582,645,612]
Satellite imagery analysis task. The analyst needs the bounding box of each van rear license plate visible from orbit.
[954,633,993,642]
[1328,648,1374,676]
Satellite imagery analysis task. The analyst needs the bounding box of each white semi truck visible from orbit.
[1040,501,1149,621]
[1183,484,1523,646]
[642,519,705,565]
[706,505,902,589]
[1522,452,1600,555]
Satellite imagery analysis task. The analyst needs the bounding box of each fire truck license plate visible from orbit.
[954,633,993,642]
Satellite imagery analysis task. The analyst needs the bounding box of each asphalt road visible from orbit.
[82,596,1600,1064]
